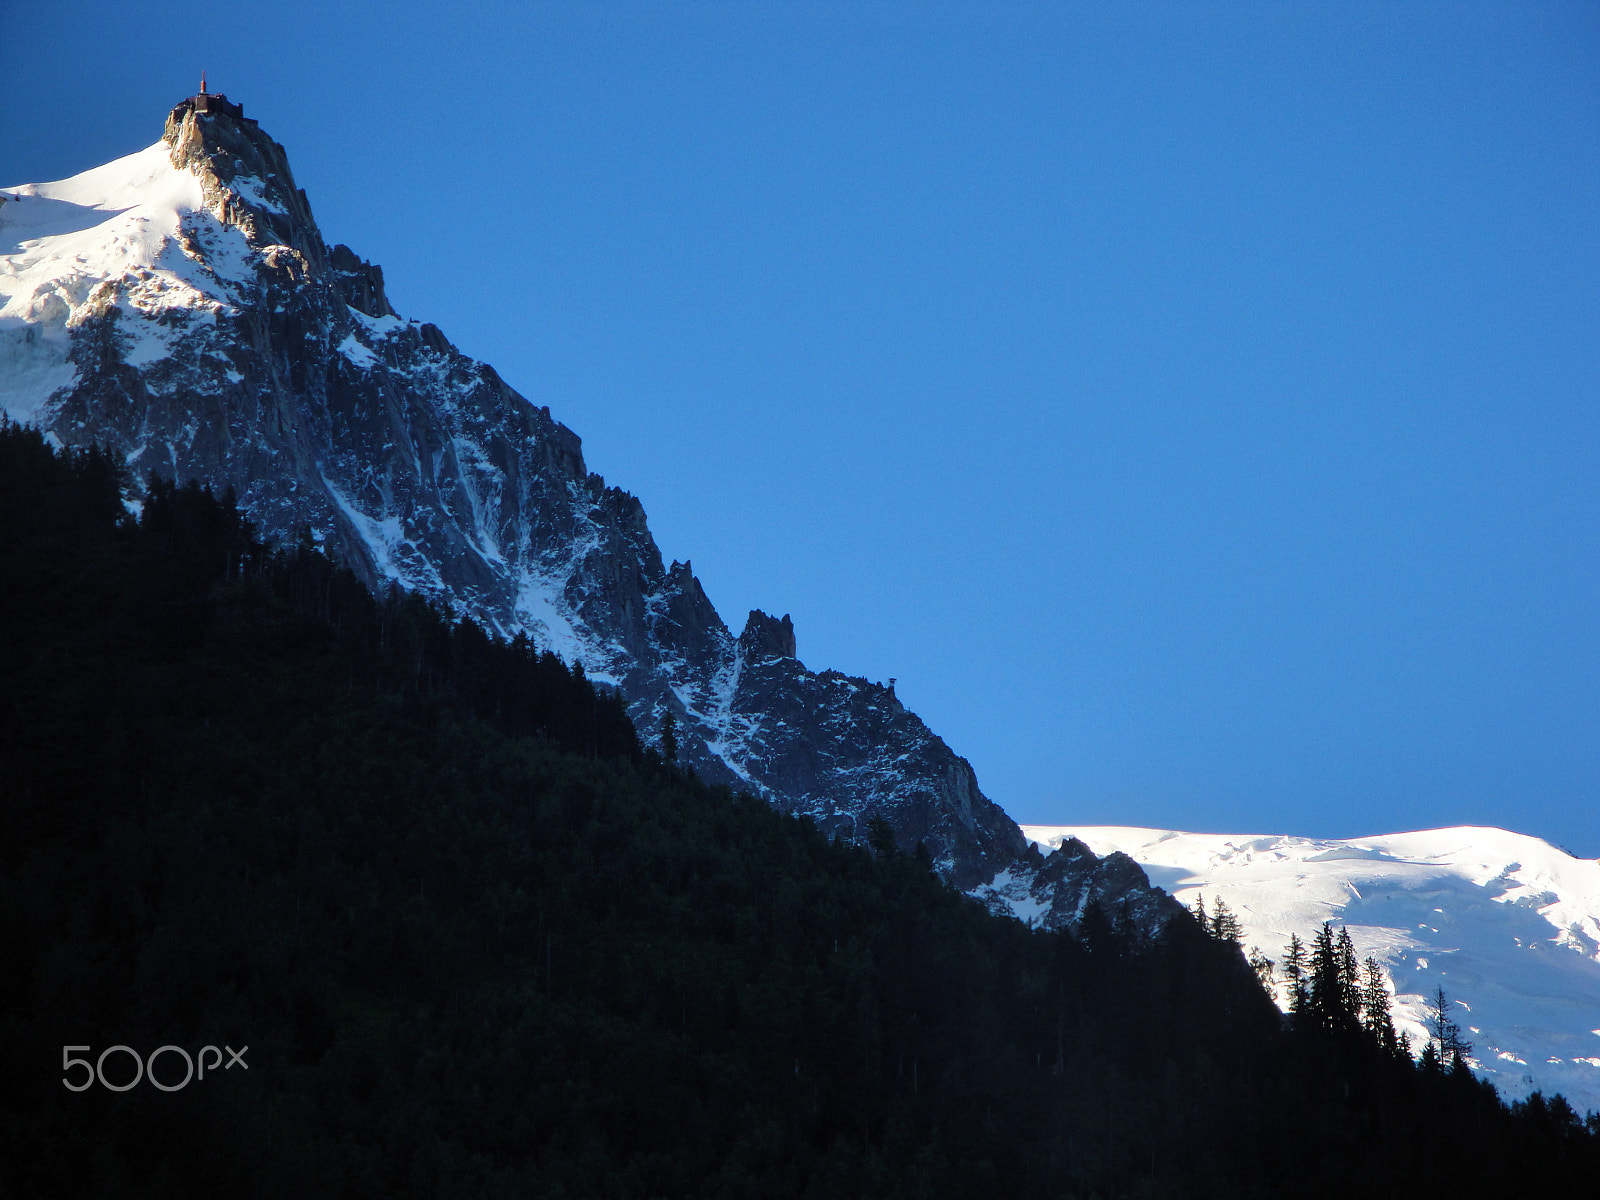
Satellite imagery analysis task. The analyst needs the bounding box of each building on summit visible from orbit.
[172,73,252,125]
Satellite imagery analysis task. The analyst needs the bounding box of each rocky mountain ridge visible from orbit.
[0,91,1177,921]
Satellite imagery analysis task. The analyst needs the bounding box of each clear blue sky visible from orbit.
[6,2,1597,852]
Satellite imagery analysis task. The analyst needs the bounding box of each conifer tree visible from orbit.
[1360,956,1397,1052]
[659,710,678,763]
[1210,897,1243,944]
[1309,922,1342,1031]
[1282,933,1309,1018]
[1427,986,1473,1065]
[1421,1040,1442,1074]
[866,814,899,858]
[1336,927,1361,1023]
[1246,946,1275,992]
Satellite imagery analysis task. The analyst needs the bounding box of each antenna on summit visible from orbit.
[180,73,245,123]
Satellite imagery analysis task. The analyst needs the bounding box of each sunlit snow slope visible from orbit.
[0,142,246,427]
[1024,824,1600,1115]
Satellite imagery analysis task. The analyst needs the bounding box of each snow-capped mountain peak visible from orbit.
[3,90,1053,893]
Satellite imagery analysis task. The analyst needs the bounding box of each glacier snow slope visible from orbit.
[0,143,256,426]
[1024,824,1600,1115]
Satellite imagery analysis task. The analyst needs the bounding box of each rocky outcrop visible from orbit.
[5,94,1179,920]
[327,244,396,319]
[164,95,324,273]
[970,837,1186,931]
[738,610,796,661]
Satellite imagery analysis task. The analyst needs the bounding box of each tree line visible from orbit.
[1192,894,1484,1070]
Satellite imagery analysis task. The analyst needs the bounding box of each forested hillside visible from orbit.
[2,421,1594,1198]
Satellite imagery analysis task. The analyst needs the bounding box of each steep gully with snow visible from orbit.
[4,93,1595,1111]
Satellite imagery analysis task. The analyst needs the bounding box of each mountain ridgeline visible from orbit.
[0,89,1158,912]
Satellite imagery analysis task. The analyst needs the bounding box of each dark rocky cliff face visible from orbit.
[7,95,1182,919]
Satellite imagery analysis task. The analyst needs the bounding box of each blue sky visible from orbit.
[6,2,1598,852]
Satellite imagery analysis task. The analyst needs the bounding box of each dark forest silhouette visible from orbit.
[3,421,1595,1198]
